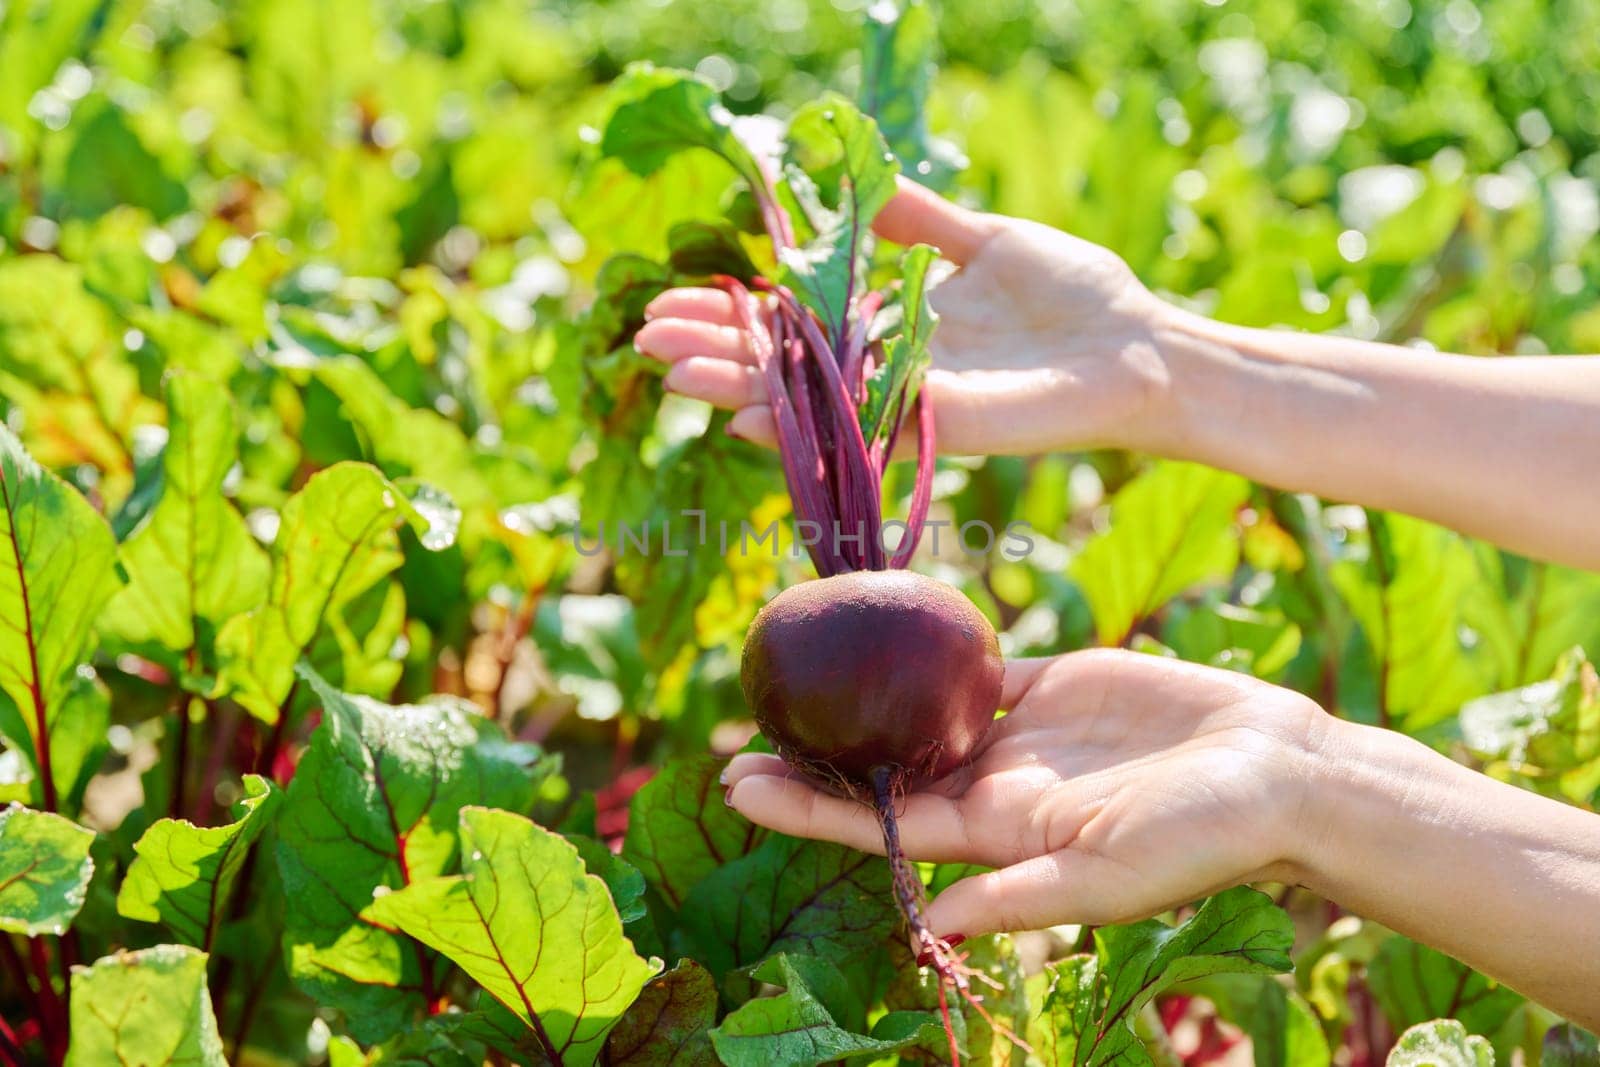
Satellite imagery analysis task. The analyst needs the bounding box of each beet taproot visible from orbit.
[741,569,1003,791]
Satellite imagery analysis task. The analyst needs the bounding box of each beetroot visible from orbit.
[742,570,1002,790]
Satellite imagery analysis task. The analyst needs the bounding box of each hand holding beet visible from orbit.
[638,176,1184,458]
[725,649,1327,940]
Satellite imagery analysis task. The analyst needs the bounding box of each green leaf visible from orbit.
[102,374,271,676]
[709,954,944,1067]
[0,0,101,152]
[604,959,718,1066]
[621,755,768,909]
[116,774,281,950]
[1163,600,1303,680]
[1459,649,1600,802]
[1333,512,1501,730]
[0,256,153,500]
[0,424,120,811]
[859,0,962,190]
[778,95,899,334]
[275,666,544,1042]
[310,356,494,513]
[65,945,225,1067]
[0,802,94,936]
[45,95,189,222]
[368,806,657,1067]
[1070,462,1252,646]
[328,1024,482,1067]
[1030,954,1097,1067]
[859,243,938,449]
[1033,887,1294,1066]
[674,834,898,986]
[215,462,458,723]
[1386,1020,1495,1067]
[667,219,760,278]
[600,65,765,192]
[569,833,648,925]
[1366,937,1521,1038]
[1470,555,1600,688]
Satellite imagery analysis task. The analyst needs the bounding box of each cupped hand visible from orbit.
[722,649,1330,939]
[634,178,1179,456]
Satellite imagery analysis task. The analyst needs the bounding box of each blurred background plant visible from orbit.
[1,0,1598,1064]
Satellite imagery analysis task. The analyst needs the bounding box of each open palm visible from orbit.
[635,178,1177,456]
[722,649,1325,938]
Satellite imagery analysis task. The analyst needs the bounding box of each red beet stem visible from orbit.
[871,766,964,1061]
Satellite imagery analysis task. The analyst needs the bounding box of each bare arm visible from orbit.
[1159,311,1600,570]
[1303,714,1600,1027]
[640,178,1600,569]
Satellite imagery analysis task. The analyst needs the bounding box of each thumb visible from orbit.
[872,176,1001,266]
[924,850,1122,938]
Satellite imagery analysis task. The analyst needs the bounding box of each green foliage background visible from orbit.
[0,0,1597,1064]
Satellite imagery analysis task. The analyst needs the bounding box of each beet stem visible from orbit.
[871,766,964,1061]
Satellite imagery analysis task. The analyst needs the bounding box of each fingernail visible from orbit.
[718,767,731,786]
[722,786,738,808]
[724,422,743,438]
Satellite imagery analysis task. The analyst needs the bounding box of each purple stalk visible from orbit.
[891,391,936,568]
[716,161,937,577]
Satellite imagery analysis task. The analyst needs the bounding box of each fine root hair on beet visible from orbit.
[868,767,1032,1063]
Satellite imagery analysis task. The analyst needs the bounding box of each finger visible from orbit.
[725,773,978,864]
[924,849,1127,937]
[872,176,1002,266]
[634,318,755,365]
[999,657,1058,710]
[664,357,765,408]
[643,287,741,327]
[722,752,790,786]
[726,405,779,447]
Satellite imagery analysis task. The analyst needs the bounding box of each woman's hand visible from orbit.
[722,649,1327,939]
[634,178,1181,456]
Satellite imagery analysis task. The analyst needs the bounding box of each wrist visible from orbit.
[1279,715,1450,898]
[1141,303,1257,462]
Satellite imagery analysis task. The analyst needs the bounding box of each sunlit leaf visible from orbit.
[117,774,280,950]
[102,374,270,677]
[369,806,657,1067]
[0,802,93,936]
[65,945,225,1067]
[215,462,458,723]
[860,243,938,449]
[1332,513,1499,730]
[1386,1020,1494,1067]
[1071,462,1251,646]
[0,425,120,811]
[779,95,899,337]
[275,666,544,1042]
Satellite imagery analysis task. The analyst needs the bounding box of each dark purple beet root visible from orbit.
[740,569,1004,793]
[741,569,1018,1063]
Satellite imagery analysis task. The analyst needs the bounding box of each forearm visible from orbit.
[1155,308,1600,570]
[1297,716,1600,1027]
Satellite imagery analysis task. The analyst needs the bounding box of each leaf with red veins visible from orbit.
[274,665,548,1044]
[621,756,768,910]
[369,806,658,1067]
